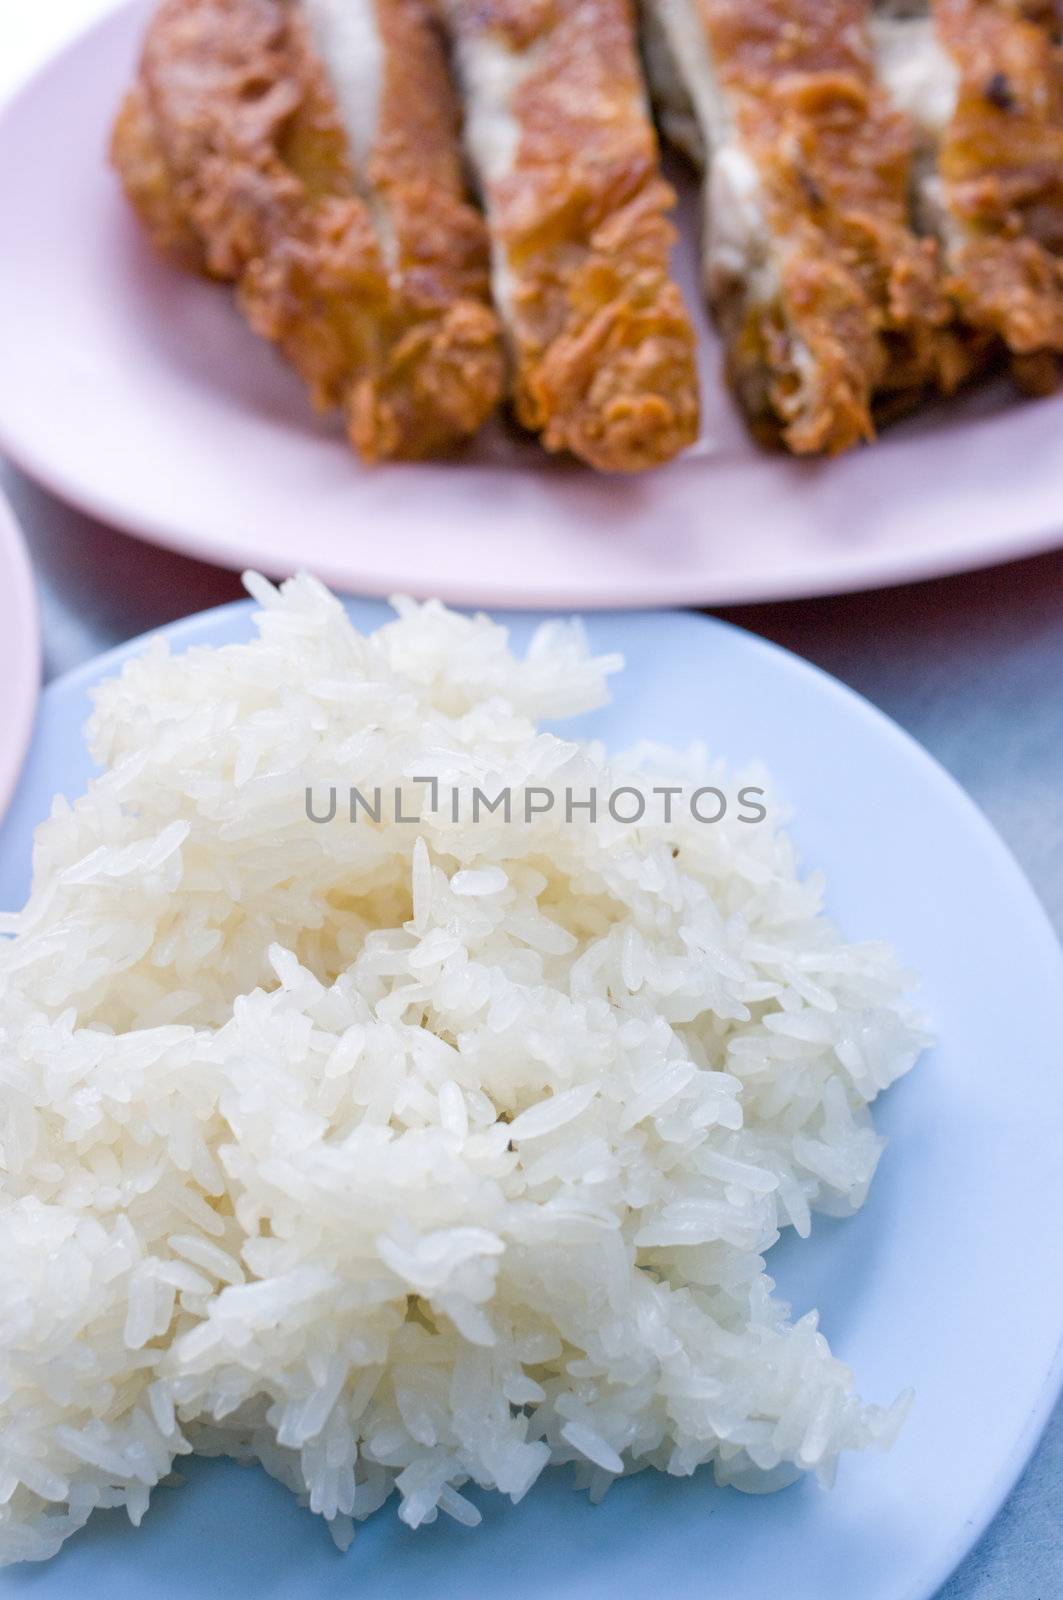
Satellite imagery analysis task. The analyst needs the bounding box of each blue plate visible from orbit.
[1,600,1061,1600]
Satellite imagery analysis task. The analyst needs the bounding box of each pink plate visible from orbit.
[1,0,1062,608]
[0,490,40,820]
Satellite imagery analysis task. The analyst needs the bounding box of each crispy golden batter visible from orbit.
[444,0,700,473]
[934,0,1063,383]
[111,0,504,462]
[111,84,208,273]
[696,0,950,454]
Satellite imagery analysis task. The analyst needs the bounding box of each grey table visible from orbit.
[3,457,1061,1599]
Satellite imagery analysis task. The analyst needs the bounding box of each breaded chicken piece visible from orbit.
[439,0,700,473]
[112,0,504,462]
[874,0,1063,393]
[643,0,951,453]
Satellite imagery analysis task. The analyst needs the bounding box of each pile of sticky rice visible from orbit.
[0,576,927,1563]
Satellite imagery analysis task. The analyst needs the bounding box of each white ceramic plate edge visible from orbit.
[0,490,40,820]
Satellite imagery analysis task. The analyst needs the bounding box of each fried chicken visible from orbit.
[438,0,701,473]
[111,0,505,462]
[112,0,1063,470]
[873,0,1063,393]
[642,0,952,453]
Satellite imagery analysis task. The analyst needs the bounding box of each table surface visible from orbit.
[2,5,1062,1597]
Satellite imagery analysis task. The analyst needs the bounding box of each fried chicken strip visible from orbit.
[438,0,700,473]
[112,0,504,462]
[873,0,1063,393]
[642,0,950,453]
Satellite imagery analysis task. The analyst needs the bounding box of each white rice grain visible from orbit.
[0,575,927,1565]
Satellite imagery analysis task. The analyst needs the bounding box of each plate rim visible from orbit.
[0,488,40,822]
[4,594,1062,1600]
[1,0,1063,608]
